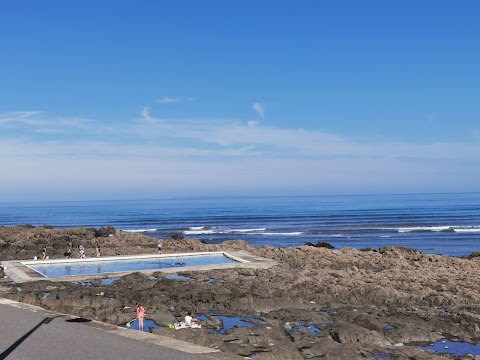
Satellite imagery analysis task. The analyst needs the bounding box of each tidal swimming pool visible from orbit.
[23,252,241,278]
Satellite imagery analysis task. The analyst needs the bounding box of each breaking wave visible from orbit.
[397,226,480,233]
[182,228,303,236]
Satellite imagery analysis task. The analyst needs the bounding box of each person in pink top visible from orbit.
[136,303,145,331]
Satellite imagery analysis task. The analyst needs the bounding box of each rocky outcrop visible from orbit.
[1,225,480,359]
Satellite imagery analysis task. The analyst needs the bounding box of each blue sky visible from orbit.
[1,0,479,202]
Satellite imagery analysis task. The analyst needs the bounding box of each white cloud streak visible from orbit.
[253,102,265,118]
[157,96,181,103]
[0,111,42,124]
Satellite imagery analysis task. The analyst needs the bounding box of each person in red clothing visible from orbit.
[136,303,145,331]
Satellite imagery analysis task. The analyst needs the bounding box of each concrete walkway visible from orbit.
[0,298,239,360]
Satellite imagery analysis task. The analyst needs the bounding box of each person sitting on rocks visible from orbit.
[184,312,199,327]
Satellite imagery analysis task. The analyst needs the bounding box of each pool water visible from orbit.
[26,253,238,278]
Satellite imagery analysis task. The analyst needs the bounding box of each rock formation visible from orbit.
[1,225,480,359]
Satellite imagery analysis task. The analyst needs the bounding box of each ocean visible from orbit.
[1,193,479,257]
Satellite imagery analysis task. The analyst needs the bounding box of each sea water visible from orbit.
[1,193,479,256]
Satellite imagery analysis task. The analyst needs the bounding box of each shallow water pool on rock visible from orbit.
[293,324,322,335]
[208,277,225,284]
[122,318,161,333]
[71,280,93,287]
[196,314,210,321]
[210,314,263,335]
[100,277,120,285]
[373,351,395,359]
[417,338,480,356]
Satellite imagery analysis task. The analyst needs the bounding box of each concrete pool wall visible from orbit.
[1,250,277,283]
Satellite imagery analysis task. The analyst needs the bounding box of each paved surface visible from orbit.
[0,298,235,360]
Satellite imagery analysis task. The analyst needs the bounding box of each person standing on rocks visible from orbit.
[96,243,101,257]
[157,242,163,254]
[78,244,86,258]
[41,246,47,260]
[136,303,145,331]
[64,244,72,259]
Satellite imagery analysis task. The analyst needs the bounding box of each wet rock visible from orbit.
[305,241,335,249]
[95,226,116,238]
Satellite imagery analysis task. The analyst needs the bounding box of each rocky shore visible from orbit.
[1,225,480,359]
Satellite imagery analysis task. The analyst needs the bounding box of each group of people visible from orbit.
[134,303,199,332]
[70,243,101,258]
[33,247,49,260]
[33,242,102,260]
[63,243,87,259]
[63,243,102,259]
[35,241,162,261]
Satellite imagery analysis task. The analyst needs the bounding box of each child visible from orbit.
[136,303,145,331]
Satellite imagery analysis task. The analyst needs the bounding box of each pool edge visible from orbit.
[1,250,277,283]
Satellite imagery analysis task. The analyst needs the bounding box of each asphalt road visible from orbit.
[0,299,223,360]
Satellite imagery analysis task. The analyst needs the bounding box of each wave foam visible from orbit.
[183,228,267,235]
[189,226,207,230]
[454,228,480,233]
[184,230,217,235]
[261,232,304,236]
[397,225,480,233]
[397,226,453,233]
[124,229,157,233]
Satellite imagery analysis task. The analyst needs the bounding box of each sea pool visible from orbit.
[24,253,240,278]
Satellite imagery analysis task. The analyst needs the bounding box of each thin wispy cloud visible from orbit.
[1,109,479,201]
[141,107,153,121]
[135,109,480,161]
[2,109,480,163]
[157,96,181,103]
[0,111,95,136]
[0,111,41,124]
[253,102,265,118]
